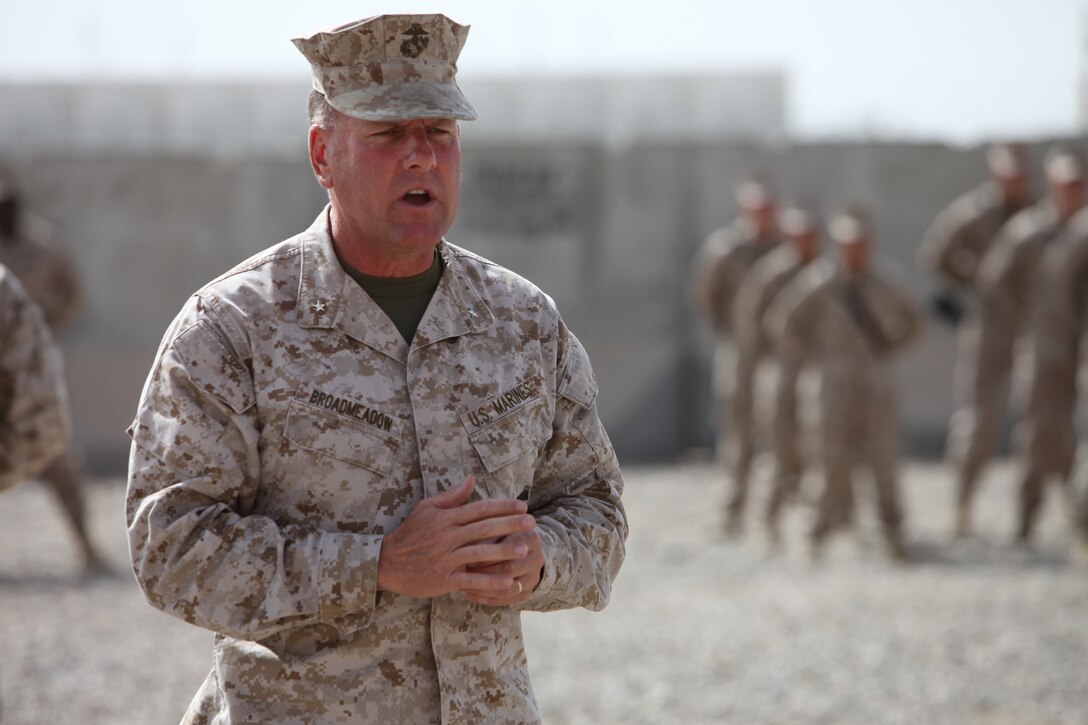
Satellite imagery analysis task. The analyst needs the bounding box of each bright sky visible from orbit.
[3,0,1083,143]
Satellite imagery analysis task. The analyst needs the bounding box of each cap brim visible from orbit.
[328,81,478,121]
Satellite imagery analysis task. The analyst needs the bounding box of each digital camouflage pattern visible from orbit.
[733,244,816,531]
[126,209,627,724]
[0,265,69,492]
[919,181,1029,529]
[292,14,478,122]
[767,259,921,550]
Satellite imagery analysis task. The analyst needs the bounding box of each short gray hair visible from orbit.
[307,90,337,130]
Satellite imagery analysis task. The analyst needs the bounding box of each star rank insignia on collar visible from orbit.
[313,300,327,314]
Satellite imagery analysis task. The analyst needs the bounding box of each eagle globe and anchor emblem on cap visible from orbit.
[400,24,430,58]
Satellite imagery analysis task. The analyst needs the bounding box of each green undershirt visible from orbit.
[339,251,443,344]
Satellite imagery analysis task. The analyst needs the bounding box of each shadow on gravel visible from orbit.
[0,567,128,591]
[905,538,1072,570]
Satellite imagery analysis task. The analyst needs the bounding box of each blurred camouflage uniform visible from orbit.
[732,208,820,542]
[690,183,779,531]
[0,265,70,492]
[917,148,1031,535]
[978,147,1086,540]
[769,216,921,559]
[127,15,626,725]
[1013,209,1087,542]
[0,180,101,568]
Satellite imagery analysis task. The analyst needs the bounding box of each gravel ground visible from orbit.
[1,461,1086,724]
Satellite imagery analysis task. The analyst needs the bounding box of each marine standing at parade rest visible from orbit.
[731,204,821,545]
[978,146,1087,542]
[0,264,70,494]
[768,210,922,561]
[917,144,1032,537]
[125,14,627,724]
[690,179,781,535]
[0,176,104,571]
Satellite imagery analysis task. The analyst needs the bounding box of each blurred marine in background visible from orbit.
[690,179,780,535]
[0,176,104,571]
[769,209,922,561]
[732,203,821,545]
[0,266,70,495]
[978,146,1087,542]
[917,144,1032,537]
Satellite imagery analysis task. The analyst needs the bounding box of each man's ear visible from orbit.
[308,125,333,190]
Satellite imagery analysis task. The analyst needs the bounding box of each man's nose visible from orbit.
[403,125,437,171]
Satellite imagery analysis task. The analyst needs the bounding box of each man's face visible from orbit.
[311,114,461,261]
[838,240,869,274]
[995,173,1029,207]
[789,229,819,262]
[1049,178,1086,221]
[745,203,777,239]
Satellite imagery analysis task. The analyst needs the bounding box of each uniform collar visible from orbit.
[296,207,494,362]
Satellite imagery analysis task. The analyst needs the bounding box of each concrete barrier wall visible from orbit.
[3,139,1075,473]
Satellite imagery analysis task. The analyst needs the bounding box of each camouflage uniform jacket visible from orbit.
[0,214,81,331]
[0,265,69,492]
[918,182,1023,291]
[126,210,627,724]
[1017,208,1088,471]
[767,259,921,392]
[733,244,811,361]
[691,219,779,335]
[977,201,1067,337]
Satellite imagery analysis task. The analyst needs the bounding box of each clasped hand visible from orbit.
[376,475,543,605]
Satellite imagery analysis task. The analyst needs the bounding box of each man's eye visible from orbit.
[427,125,453,136]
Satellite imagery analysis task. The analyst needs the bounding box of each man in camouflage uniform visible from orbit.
[126,14,627,724]
[0,264,70,493]
[768,210,921,561]
[690,179,780,535]
[978,146,1087,542]
[917,144,1032,537]
[0,177,104,570]
[731,204,821,545]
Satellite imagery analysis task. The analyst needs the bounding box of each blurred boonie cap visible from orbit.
[736,180,775,211]
[828,209,870,245]
[1044,146,1085,184]
[779,205,818,236]
[292,14,478,122]
[986,143,1026,179]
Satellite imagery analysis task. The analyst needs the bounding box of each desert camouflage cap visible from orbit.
[828,209,870,245]
[292,14,478,122]
[1044,145,1085,184]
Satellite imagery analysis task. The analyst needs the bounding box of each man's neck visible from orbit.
[328,210,439,278]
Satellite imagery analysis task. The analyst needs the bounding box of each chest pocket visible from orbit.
[284,398,402,476]
[463,396,551,499]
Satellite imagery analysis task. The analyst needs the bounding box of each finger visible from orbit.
[428,475,476,509]
[448,497,528,525]
[447,570,514,592]
[451,538,530,569]
[457,514,536,547]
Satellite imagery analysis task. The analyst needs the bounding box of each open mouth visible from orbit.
[402,189,433,206]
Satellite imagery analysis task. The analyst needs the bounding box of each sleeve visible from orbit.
[765,264,826,367]
[0,276,70,492]
[517,322,628,613]
[918,198,972,288]
[976,219,1032,333]
[126,294,382,642]
[691,230,740,334]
